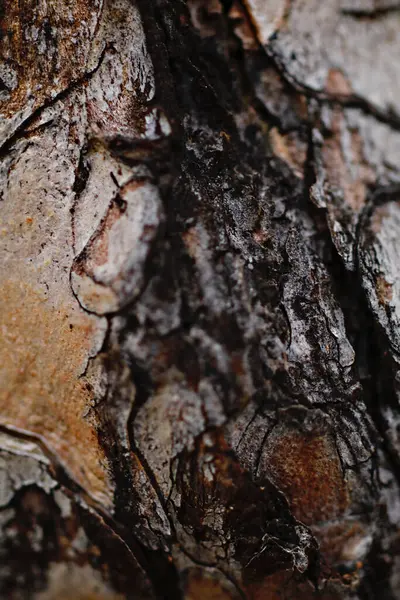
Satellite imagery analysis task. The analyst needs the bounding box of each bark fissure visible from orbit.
[0,44,109,158]
[2,0,400,597]
[236,0,400,132]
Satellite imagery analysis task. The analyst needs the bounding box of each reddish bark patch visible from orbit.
[183,569,238,600]
[264,427,349,525]
[0,0,101,119]
[269,128,307,179]
[325,69,353,96]
[173,431,318,577]
[245,570,344,600]
[376,275,393,305]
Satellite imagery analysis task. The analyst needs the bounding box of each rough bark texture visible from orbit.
[1,0,400,598]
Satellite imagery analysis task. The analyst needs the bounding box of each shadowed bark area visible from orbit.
[1,0,400,598]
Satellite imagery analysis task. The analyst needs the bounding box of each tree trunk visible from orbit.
[1,0,400,598]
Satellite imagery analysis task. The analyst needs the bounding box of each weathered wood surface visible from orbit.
[1,0,400,597]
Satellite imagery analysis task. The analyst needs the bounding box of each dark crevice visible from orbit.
[0,44,110,159]
[265,44,400,131]
[353,184,400,488]
[178,543,247,600]
[341,3,400,18]
[0,424,188,600]
[219,4,293,134]
[126,370,169,517]
[254,423,276,480]
[70,142,91,255]
[93,345,182,599]
[0,424,155,582]
[235,0,400,132]
[78,316,112,381]
[301,131,400,592]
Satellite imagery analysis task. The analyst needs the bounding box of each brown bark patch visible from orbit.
[183,569,238,600]
[321,110,374,212]
[0,0,101,119]
[376,275,393,305]
[325,69,353,96]
[269,128,307,178]
[0,278,112,505]
[245,570,343,600]
[264,428,349,525]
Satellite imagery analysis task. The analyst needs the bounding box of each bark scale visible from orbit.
[1,0,400,598]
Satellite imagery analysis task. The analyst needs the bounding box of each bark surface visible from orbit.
[1,0,400,598]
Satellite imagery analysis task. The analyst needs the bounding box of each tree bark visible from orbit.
[1,0,400,598]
